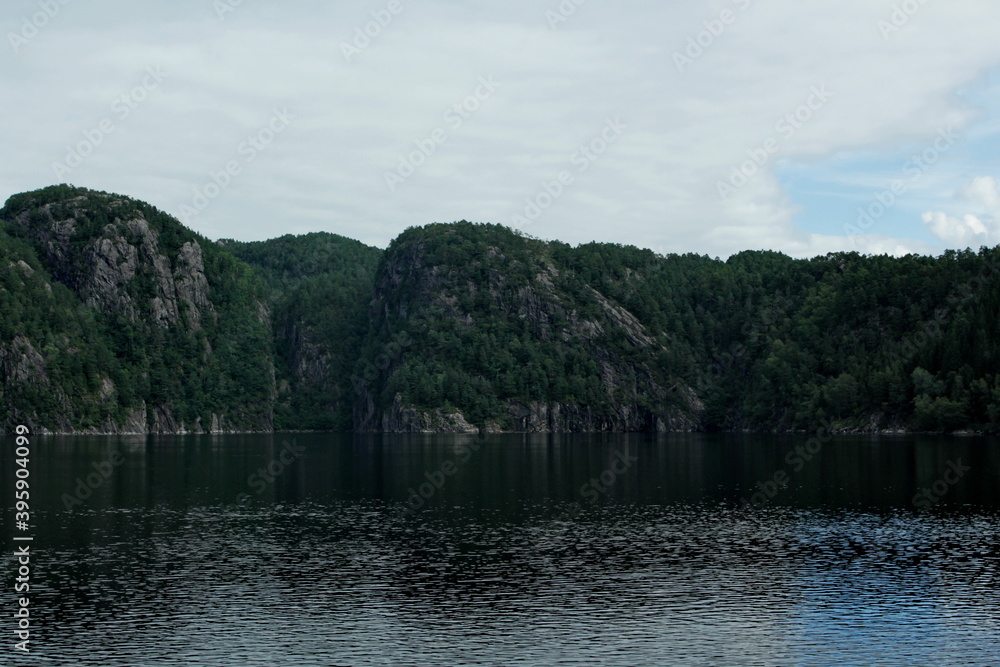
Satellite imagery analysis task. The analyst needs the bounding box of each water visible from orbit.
[2,433,999,665]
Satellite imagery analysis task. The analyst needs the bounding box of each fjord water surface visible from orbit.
[3,433,999,665]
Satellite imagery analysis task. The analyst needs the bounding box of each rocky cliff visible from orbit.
[7,186,1000,435]
[352,223,704,432]
[0,185,275,434]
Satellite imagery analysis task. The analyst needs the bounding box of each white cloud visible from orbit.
[921,211,989,247]
[3,0,1000,257]
[961,175,1000,210]
[922,176,1000,247]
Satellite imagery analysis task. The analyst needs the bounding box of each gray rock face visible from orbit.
[0,336,142,435]
[379,393,480,433]
[2,191,272,435]
[0,336,49,385]
[83,219,216,328]
[280,321,332,390]
[11,202,216,329]
[356,232,703,433]
[501,398,700,433]
[86,230,141,321]
[172,241,215,328]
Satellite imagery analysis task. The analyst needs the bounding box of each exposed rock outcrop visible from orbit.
[354,224,704,433]
[11,203,217,329]
[379,393,480,433]
[0,186,274,434]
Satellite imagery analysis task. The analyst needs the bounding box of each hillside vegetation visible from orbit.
[3,185,1000,434]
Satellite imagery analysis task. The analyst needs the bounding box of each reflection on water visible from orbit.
[2,433,999,666]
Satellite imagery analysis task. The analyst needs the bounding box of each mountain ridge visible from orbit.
[4,185,1000,435]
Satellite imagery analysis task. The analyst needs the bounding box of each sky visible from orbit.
[4,0,1000,259]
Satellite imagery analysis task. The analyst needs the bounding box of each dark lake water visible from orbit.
[2,432,999,665]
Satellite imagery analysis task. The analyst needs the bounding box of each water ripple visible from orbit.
[27,502,1000,666]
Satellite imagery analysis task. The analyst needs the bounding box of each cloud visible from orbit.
[922,176,1000,247]
[3,0,1000,258]
[961,174,1000,210]
[921,211,990,247]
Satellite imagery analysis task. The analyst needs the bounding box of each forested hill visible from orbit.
[221,232,381,431]
[354,222,1000,433]
[3,185,1000,434]
[0,185,274,433]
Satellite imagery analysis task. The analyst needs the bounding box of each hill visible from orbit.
[222,232,381,430]
[0,185,274,433]
[4,185,1000,434]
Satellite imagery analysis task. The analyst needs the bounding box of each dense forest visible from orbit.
[355,222,1000,433]
[0,185,274,433]
[222,232,381,431]
[3,185,1000,434]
